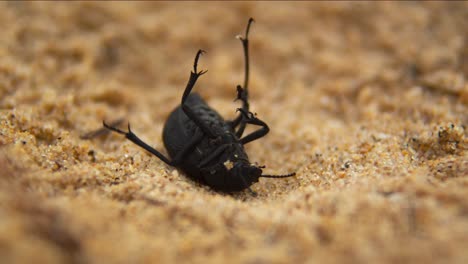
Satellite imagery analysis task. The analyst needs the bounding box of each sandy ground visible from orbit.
[0,2,467,264]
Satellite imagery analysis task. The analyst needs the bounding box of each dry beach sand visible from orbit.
[0,2,467,263]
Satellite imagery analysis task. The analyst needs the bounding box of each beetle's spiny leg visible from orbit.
[231,18,255,137]
[181,50,217,138]
[236,109,270,145]
[239,18,254,95]
[103,121,175,165]
[242,18,255,41]
[228,85,248,129]
[183,49,207,103]
[193,49,207,75]
[236,108,256,120]
[236,17,254,52]
[81,118,124,139]
[234,85,248,102]
[103,120,127,135]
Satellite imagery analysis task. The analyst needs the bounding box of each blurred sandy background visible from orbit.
[0,2,467,264]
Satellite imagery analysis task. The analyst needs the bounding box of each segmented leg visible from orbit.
[236,108,269,145]
[81,118,124,139]
[180,50,217,138]
[103,121,203,166]
[230,85,248,132]
[229,18,254,137]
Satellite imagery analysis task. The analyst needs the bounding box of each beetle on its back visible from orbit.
[104,18,295,193]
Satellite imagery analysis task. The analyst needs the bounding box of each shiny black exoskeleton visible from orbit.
[104,18,295,193]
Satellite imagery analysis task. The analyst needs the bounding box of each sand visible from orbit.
[0,2,467,264]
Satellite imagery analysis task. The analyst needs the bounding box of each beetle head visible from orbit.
[202,157,294,193]
[228,162,262,189]
[239,164,263,182]
[230,161,296,191]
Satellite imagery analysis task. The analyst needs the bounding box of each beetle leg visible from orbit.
[228,85,248,131]
[103,121,174,165]
[230,18,255,137]
[236,108,270,145]
[103,121,203,166]
[81,118,124,139]
[180,50,217,138]
[239,18,254,97]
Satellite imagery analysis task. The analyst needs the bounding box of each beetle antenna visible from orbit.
[260,172,296,178]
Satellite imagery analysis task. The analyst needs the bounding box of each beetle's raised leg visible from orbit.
[103,121,203,166]
[81,118,124,139]
[229,85,248,131]
[180,50,217,138]
[236,108,270,145]
[229,18,254,137]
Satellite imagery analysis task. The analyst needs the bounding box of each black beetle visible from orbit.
[104,18,295,193]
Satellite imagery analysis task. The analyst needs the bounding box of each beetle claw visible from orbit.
[193,49,207,74]
[235,85,247,102]
[237,108,255,120]
[127,122,132,133]
[103,120,127,135]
